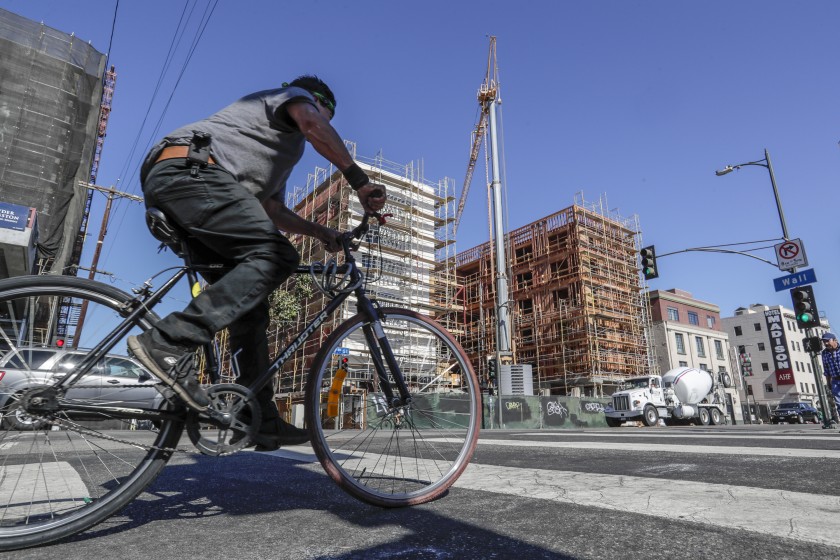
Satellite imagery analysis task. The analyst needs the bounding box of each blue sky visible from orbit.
[2,0,839,327]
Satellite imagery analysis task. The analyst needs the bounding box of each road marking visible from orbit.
[473,438,840,458]
[0,462,89,520]
[272,441,840,548]
[455,462,840,548]
[515,431,840,441]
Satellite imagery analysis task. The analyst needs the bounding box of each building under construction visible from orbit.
[453,194,655,397]
[209,147,458,420]
[0,8,109,278]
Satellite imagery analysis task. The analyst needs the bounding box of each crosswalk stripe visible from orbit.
[517,431,840,441]
[455,462,840,548]
[473,438,840,458]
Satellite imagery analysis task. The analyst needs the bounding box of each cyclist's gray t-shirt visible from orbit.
[140,86,318,202]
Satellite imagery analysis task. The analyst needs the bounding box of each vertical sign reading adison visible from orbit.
[764,309,794,385]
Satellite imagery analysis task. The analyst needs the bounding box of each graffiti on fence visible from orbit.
[581,401,605,414]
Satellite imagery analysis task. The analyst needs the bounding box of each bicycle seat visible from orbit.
[145,207,185,255]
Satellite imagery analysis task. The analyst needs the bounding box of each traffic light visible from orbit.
[54,338,65,348]
[487,357,497,382]
[791,285,820,329]
[803,336,823,354]
[740,353,753,377]
[640,246,658,280]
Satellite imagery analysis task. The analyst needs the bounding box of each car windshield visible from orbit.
[776,403,799,410]
[621,378,653,390]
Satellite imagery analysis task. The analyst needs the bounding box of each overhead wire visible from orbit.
[112,0,195,188]
[99,0,222,269]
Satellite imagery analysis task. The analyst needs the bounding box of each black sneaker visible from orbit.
[127,330,209,410]
[231,417,310,451]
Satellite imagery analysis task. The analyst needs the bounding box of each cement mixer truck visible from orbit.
[603,367,729,427]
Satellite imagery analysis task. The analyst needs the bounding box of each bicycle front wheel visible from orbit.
[305,307,480,507]
[0,275,184,551]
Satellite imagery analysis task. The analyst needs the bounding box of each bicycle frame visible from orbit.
[47,214,413,422]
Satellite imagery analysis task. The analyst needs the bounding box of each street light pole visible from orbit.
[763,149,790,241]
[716,151,834,428]
[715,148,789,241]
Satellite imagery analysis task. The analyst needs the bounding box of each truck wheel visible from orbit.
[699,408,711,426]
[642,405,659,427]
[709,408,722,425]
[605,417,623,428]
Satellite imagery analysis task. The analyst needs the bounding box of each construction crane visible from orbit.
[456,36,513,367]
[453,37,499,235]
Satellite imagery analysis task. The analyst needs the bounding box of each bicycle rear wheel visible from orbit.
[305,307,480,507]
[0,275,185,551]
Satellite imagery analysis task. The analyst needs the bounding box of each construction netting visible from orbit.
[0,8,105,273]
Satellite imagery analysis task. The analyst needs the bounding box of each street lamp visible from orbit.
[717,150,834,428]
[715,148,790,241]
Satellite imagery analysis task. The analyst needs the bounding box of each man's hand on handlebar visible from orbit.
[356,182,387,213]
[317,225,343,253]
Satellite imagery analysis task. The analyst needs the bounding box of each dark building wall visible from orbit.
[0,8,105,273]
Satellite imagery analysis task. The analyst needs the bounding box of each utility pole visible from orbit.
[71,181,143,347]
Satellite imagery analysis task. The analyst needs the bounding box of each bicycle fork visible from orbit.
[359,302,412,409]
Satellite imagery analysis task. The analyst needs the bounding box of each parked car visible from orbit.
[0,346,164,430]
[769,401,821,424]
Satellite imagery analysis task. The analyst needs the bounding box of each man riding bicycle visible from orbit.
[128,75,387,450]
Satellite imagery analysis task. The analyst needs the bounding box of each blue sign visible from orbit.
[334,347,349,355]
[0,202,30,232]
[773,268,817,292]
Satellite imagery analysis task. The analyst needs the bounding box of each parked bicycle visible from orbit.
[0,211,480,551]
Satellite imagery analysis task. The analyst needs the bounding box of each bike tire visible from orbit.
[305,307,480,507]
[0,275,185,551]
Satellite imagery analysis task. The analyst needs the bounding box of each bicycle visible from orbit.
[0,210,480,551]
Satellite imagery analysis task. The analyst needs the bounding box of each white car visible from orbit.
[0,346,164,430]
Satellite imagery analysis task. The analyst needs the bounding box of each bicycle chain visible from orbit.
[46,414,188,454]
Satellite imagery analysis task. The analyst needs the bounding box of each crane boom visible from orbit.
[453,111,488,235]
[453,36,499,235]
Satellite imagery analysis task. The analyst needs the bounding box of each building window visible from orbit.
[757,342,765,351]
[667,307,679,321]
[695,336,706,358]
[679,361,688,367]
[761,363,769,371]
[812,384,816,393]
[764,384,774,393]
[808,363,812,373]
[795,362,801,372]
[754,323,762,332]
[747,385,754,396]
[707,315,716,328]
[675,333,686,355]
[688,312,699,326]
[734,326,742,336]
[800,382,806,393]
[699,363,708,371]
[718,366,727,373]
[714,340,724,360]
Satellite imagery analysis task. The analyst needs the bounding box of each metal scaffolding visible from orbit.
[204,147,460,417]
[452,193,655,397]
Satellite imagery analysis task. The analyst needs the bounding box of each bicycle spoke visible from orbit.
[307,308,479,506]
[0,276,184,551]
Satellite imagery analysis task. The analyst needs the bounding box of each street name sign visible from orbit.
[774,238,808,271]
[773,268,817,292]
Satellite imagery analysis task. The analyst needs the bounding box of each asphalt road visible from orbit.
[5,423,840,560]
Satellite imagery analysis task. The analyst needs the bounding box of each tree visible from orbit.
[268,276,314,325]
